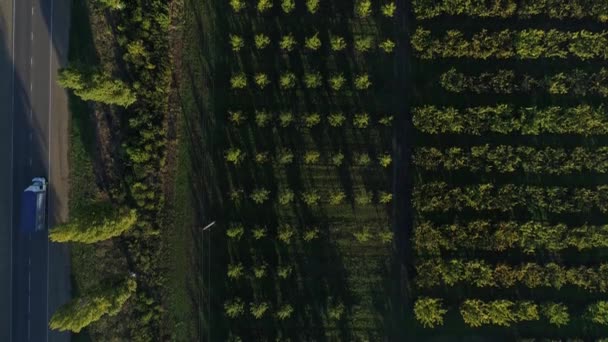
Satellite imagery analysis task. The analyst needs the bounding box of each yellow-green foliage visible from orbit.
[49,278,137,332]
[50,202,137,243]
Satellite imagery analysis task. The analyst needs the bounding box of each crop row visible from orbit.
[412,28,608,60]
[415,298,608,328]
[440,68,608,96]
[229,0,397,18]
[413,0,608,21]
[414,145,608,174]
[417,259,608,292]
[225,147,392,168]
[414,220,608,255]
[413,104,608,135]
[230,71,373,90]
[227,110,394,129]
[229,33,395,53]
[413,182,608,214]
[227,187,392,206]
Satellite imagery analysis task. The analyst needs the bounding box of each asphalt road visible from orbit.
[0,0,71,340]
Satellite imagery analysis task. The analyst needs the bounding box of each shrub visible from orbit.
[355,36,373,52]
[414,298,447,328]
[257,0,273,13]
[328,113,346,127]
[254,73,270,89]
[254,152,269,164]
[278,112,294,127]
[379,39,396,53]
[280,34,297,51]
[355,74,372,90]
[329,190,346,204]
[278,265,293,278]
[281,0,295,13]
[302,190,321,206]
[280,72,296,89]
[278,189,294,205]
[305,33,322,50]
[329,74,346,90]
[331,36,347,51]
[304,72,322,88]
[328,303,345,320]
[254,34,271,49]
[381,3,396,17]
[379,191,393,204]
[277,148,294,165]
[379,115,393,126]
[355,153,371,166]
[379,231,393,243]
[230,34,244,51]
[250,188,270,204]
[303,227,320,241]
[303,113,321,128]
[225,148,245,165]
[230,73,247,89]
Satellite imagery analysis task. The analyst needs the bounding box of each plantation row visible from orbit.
[230,71,374,90]
[225,147,392,168]
[414,298,608,328]
[227,110,394,128]
[224,297,349,322]
[229,33,396,53]
[227,187,393,206]
[414,145,608,174]
[226,223,393,244]
[413,182,608,214]
[229,0,397,18]
[416,259,608,292]
[440,68,608,96]
[413,220,608,255]
[412,28,608,60]
[413,104,608,135]
[412,0,608,21]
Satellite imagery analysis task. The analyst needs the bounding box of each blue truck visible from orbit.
[19,177,47,233]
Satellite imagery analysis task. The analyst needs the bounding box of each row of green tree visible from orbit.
[413,0,608,21]
[227,110,394,129]
[230,71,372,90]
[416,259,608,292]
[414,298,608,328]
[226,186,393,206]
[413,104,608,135]
[229,33,395,53]
[225,147,392,168]
[230,0,397,18]
[413,182,608,213]
[412,28,608,60]
[440,67,608,96]
[413,220,608,255]
[414,145,608,174]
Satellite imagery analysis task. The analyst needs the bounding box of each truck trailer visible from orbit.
[19,177,47,233]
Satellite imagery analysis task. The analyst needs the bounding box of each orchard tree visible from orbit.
[355,153,371,166]
[356,0,371,17]
[305,33,322,50]
[355,190,372,204]
[280,34,297,51]
[304,113,321,128]
[328,113,346,127]
[379,153,392,167]
[281,0,295,13]
[278,189,295,205]
[414,297,447,328]
[353,113,370,128]
[355,73,372,90]
[227,263,245,279]
[329,190,346,204]
[378,231,393,243]
[228,110,246,125]
[379,39,396,53]
[49,278,136,332]
[328,302,345,320]
[49,202,137,244]
[97,0,125,10]
[302,190,321,206]
[254,34,271,49]
[277,304,294,320]
[225,147,245,165]
[381,3,396,17]
[331,152,345,166]
[306,0,319,13]
[541,302,569,327]
[58,67,136,107]
[255,73,270,89]
[304,72,322,88]
[278,264,293,278]
[278,112,294,127]
[230,73,247,89]
[226,223,245,240]
[379,115,394,126]
[230,0,246,12]
[353,227,372,242]
[250,302,269,319]
[278,224,296,244]
[587,301,608,325]
[303,227,320,242]
[251,226,267,240]
[304,150,321,164]
[250,188,271,204]
[355,36,373,52]
[379,191,393,204]
[329,74,346,90]
[224,298,245,318]
[254,152,269,164]
[277,148,294,165]
[257,0,273,13]
[229,34,244,51]
[255,110,271,127]
[331,36,347,51]
[280,72,296,89]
